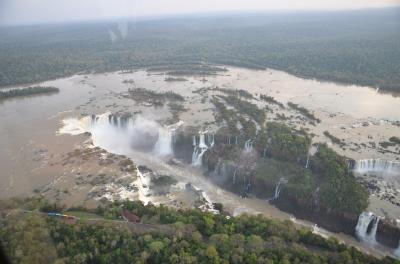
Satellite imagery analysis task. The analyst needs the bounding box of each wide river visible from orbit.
[1,66,399,257]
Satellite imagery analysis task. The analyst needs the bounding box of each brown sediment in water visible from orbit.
[0,66,399,258]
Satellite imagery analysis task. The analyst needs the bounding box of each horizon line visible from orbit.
[1,5,399,27]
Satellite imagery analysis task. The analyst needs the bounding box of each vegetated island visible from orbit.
[0,197,398,264]
[0,86,59,100]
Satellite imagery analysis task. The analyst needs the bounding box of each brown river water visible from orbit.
[1,67,399,258]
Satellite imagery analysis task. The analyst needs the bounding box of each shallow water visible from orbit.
[210,68,400,121]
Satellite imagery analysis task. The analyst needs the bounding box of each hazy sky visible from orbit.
[1,0,399,25]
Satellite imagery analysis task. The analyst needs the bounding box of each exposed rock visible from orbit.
[377,219,400,248]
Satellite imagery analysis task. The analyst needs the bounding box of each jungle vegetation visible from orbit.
[209,115,368,217]
[0,197,397,264]
[0,8,399,91]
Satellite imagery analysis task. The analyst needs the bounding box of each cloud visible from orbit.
[1,0,399,25]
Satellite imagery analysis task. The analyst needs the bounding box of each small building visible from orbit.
[122,210,140,223]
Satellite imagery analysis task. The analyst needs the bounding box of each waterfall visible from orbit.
[305,154,310,169]
[227,136,238,145]
[355,212,380,244]
[90,114,96,125]
[369,216,380,244]
[273,181,282,199]
[153,121,182,156]
[209,134,215,147]
[192,146,201,166]
[246,177,251,190]
[244,139,253,152]
[192,135,197,146]
[305,146,316,169]
[192,131,215,166]
[199,133,207,148]
[192,145,204,166]
[213,159,224,177]
[61,113,184,156]
[263,148,267,157]
[233,169,237,184]
[354,159,400,175]
[154,127,173,156]
[267,178,286,201]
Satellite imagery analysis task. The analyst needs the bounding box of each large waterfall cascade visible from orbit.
[86,113,181,156]
[154,128,173,156]
[153,120,183,156]
[354,159,400,175]
[192,131,215,166]
[355,212,381,244]
[356,213,400,257]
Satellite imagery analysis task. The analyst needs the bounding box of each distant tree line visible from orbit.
[0,86,59,99]
[0,8,399,92]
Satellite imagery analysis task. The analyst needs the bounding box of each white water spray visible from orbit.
[244,139,253,152]
[60,113,182,157]
[153,120,183,156]
[192,147,207,166]
[154,128,173,156]
[355,212,380,244]
[192,131,215,166]
[199,133,207,148]
[354,159,400,175]
[135,167,151,205]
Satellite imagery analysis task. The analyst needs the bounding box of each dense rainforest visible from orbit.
[207,124,368,217]
[207,89,369,219]
[0,8,399,91]
[0,198,398,264]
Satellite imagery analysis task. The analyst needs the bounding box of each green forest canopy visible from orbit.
[0,198,398,264]
[0,8,399,91]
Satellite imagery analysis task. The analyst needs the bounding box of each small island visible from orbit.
[0,86,59,100]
